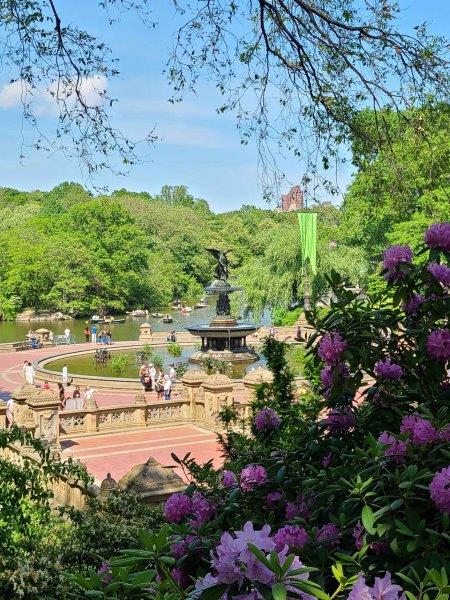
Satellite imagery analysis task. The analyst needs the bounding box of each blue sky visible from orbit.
[0,1,449,212]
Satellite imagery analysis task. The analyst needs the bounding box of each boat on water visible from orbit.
[90,314,102,323]
[180,306,193,314]
[150,312,163,318]
[194,302,209,309]
[103,317,126,324]
[162,314,173,323]
[131,309,148,317]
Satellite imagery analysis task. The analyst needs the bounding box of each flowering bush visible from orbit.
[69,224,449,599]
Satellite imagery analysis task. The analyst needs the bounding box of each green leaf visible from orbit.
[361,505,376,535]
[272,583,287,600]
[200,584,228,600]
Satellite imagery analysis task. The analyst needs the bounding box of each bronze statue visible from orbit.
[206,248,232,282]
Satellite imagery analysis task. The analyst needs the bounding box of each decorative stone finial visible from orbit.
[99,472,118,500]
[243,366,273,385]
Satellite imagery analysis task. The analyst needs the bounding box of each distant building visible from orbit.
[280,185,304,212]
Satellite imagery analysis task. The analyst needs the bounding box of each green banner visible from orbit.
[298,212,317,275]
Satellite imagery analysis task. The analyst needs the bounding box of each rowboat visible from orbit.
[131,309,148,317]
[150,312,163,318]
[162,314,173,323]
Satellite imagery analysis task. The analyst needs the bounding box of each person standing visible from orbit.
[139,363,148,391]
[163,375,172,401]
[169,364,176,385]
[42,381,51,390]
[62,364,68,386]
[154,372,164,401]
[83,386,98,408]
[25,361,35,385]
[22,360,28,380]
[84,326,90,342]
[149,363,156,387]
[64,327,71,343]
[91,324,97,344]
[6,397,14,428]
[57,383,66,409]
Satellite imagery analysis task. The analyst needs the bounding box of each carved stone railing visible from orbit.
[59,399,191,437]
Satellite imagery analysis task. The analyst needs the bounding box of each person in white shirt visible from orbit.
[25,362,35,385]
[163,375,172,401]
[6,397,14,428]
[149,364,156,386]
[62,364,68,386]
[22,361,28,380]
[64,327,71,343]
[83,386,98,407]
[169,365,176,384]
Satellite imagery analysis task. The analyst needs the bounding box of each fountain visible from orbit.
[187,248,258,364]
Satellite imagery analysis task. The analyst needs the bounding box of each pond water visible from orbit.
[0,306,271,343]
[43,346,304,380]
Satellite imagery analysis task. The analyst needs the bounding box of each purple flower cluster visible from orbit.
[324,408,356,434]
[164,493,193,523]
[317,522,341,548]
[164,492,215,525]
[285,495,310,520]
[222,469,237,488]
[378,432,408,463]
[240,464,268,492]
[424,223,450,252]
[273,525,308,552]
[374,357,403,380]
[427,329,450,361]
[266,490,284,508]
[404,293,425,315]
[254,407,282,431]
[318,332,348,364]
[320,363,349,394]
[97,562,112,587]
[428,262,450,286]
[382,245,413,282]
[170,534,197,559]
[429,466,450,514]
[347,572,404,600]
[171,567,190,588]
[203,521,312,597]
[400,415,437,445]
[322,452,333,467]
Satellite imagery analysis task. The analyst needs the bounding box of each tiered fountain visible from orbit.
[187,249,258,364]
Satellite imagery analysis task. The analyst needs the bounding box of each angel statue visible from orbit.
[206,248,232,282]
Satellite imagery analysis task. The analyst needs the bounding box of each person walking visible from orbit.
[6,397,14,428]
[24,361,35,385]
[84,326,90,342]
[91,324,97,344]
[163,375,172,401]
[154,372,164,401]
[64,327,71,343]
[62,364,68,386]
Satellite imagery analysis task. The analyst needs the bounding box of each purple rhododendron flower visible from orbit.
[324,409,356,434]
[171,567,190,588]
[383,245,413,270]
[320,363,349,393]
[266,490,284,508]
[378,432,408,463]
[347,572,405,600]
[353,522,364,550]
[190,492,215,525]
[425,223,450,252]
[374,357,403,380]
[400,415,437,445]
[317,522,341,548]
[254,407,281,431]
[285,496,310,520]
[211,521,276,586]
[170,534,197,559]
[318,332,348,364]
[428,262,450,286]
[272,524,309,552]
[222,469,237,487]
[429,466,450,514]
[438,425,450,442]
[404,293,425,315]
[427,329,450,361]
[240,464,268,492]
[322,452,333,467]
[164,492,192,523]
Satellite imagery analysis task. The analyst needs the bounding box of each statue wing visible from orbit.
[205,248,221,259]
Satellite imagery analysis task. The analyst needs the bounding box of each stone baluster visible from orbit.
[201,372,234,427]
[27,389,61,449]
[181,369,208,420]
[134,392,147,426]
[84,396,99,433]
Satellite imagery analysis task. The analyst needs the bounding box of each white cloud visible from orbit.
[0,75,107,112]
[0,80,31,108]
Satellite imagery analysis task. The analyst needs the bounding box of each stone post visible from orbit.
[181,369,208,420]
[138,323,153,343]
[134,392,147,426]
[243,367,273,402]
[10,384,37,430]
[201,372,234,427]
[27,389,61,449]
[84,396,99,433]
[0,403,6,429]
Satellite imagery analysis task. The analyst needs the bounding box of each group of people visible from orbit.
[84,325,113,345]
[138,363,176,401]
